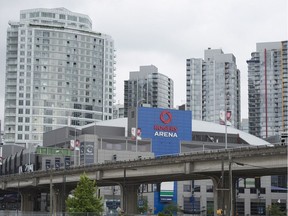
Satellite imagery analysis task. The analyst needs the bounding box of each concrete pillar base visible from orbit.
[126,184,139,214]
[21,190,38,212]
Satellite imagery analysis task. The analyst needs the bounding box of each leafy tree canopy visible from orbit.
[137,197,148,214]
[66,172,104,215]
[160,202,179,216]
[267,204,285,216]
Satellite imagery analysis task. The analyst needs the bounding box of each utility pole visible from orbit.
[221,158,225,214]
[229,153,233,216]
[224,70,228,150]
[123,168,126,213]
[50,169,53,216]
[135,99,144,152]
[17,180,19,216]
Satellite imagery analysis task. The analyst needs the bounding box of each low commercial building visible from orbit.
[41,107,286,215]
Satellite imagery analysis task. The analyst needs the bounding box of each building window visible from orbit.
[206,185,213,192]
[193,185,200,192]
[183,184,191,192]
[68,15,77,21]
[207,201,214,215]
[29,12,39,18]
[20,14,26,19]
[235,202,245,215]
[183,197,200,214]
[41,12,55,18]
[59,14,66,19]
[17,134,23,140]
[271,175,287,193]
[251,202,265,215]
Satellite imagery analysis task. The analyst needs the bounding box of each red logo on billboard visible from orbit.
[160,110,172,124]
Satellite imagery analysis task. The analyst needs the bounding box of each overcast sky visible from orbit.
[0,0,287,130]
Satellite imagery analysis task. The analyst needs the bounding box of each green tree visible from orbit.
[162,202,179,216]
[267,204,285,216]
[137,197,148,214]
[66,172,104,215]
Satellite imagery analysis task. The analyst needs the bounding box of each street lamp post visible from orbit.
[135,99,144,152]
[63,171,66,215]
[229,154,233,216]
[50,169,53,216]
[123,168,126,213]
[17,180,19,216]
[224,71,228,150]
[229,154,244,216]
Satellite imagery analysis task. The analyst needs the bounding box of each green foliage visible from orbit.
[161,202,179,216]
[137,197,148,214]
[66,172,104,215]
[267,204,285,216]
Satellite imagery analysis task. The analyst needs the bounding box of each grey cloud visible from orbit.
[0,0,287,130]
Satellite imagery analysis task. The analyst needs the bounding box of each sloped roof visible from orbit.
[82,118,269,145]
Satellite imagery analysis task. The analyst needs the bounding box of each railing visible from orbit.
[0,211,197,216]
[0,144,286,183]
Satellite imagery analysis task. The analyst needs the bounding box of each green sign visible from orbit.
[36,147,72,156]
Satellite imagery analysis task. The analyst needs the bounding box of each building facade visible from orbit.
[124,65,174,117]
[247,41,288,138]
[186,48,241,129]
[1,107,286,215]
[113,103,125,119]
[4,8,115,145]
[241,118,249,133]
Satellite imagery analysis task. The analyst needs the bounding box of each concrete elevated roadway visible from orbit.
[0,144,287,215]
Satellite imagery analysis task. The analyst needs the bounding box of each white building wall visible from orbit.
[4,8,115,145]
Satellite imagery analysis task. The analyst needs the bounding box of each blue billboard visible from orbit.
[138,107,192,156]
[137,107,192,213]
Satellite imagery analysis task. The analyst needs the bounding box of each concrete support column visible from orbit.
[54,187,62,213]
[125,184,139,215]
[212,175,230,216]
[199,184,207,215]
[53,183,70,213]
[40,193,48,212]
[120,184,124,210]
[231,178,237,216]
[244,194,251,216]
[21,191,37,212]
[46,184,62,214]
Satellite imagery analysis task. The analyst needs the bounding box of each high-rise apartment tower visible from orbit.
[186,48,241,128]
[124,65,174,117]
[4,8,115,145]
[247,41,287,138]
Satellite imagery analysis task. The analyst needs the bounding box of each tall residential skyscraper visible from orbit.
[4,8,115,145]
[124,65,174,117]
[186,48,241,128]
[247,41,287,138]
